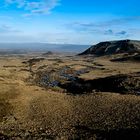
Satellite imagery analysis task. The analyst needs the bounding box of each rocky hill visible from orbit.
[79,40,140,56]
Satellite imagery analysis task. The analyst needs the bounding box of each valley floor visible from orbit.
[0,53,140,139]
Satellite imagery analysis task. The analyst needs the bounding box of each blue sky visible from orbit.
[0,0,140,44]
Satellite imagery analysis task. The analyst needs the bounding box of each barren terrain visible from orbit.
[0,53,140,139]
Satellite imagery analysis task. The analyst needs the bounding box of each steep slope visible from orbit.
[79,40,140,56]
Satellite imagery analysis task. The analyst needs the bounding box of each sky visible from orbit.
[0,0,140,44]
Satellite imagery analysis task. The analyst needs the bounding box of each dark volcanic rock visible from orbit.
[79,40,140,56]
[111,53,140,62]
[60,72,140,95]
[34,67,92,88]
[42,51,53,56]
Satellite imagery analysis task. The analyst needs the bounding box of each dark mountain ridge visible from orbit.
[79,40,140,56]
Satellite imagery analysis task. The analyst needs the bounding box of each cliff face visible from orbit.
[79,40,140,56]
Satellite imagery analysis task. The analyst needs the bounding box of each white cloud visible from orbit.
[5,0,60,15]
[5,0,25,8]
[0,24,20,33]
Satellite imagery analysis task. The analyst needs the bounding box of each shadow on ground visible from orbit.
[60,72,140,95]
[71,126,140,140]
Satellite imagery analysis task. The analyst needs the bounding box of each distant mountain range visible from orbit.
[1,40,140,55]
[79,40,140,56]
[0,43,89,54]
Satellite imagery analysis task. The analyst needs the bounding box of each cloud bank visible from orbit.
[66,16,140,38]
[0,24,20,34]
